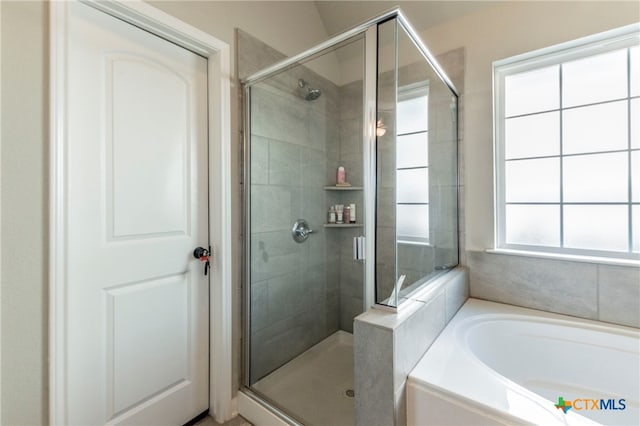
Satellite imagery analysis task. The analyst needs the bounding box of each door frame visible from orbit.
[49,0,233,423]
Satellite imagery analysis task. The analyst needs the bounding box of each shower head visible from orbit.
[297,78,321,101]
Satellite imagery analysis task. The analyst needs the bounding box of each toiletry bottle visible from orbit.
[336,204,344,224]
[344,206,351,224]
[328,206,336,224]
[349,203,356,223]
[337,166,346,185]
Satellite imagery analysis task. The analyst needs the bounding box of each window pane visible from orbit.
[397,132,428,168]
[397,204,429,239]
[505,158,560,202]
[631,46,639,97]
[397,96,428,135]
[505,65,559,116]
[562,49,627,107]
[505,204,560,246]
[632,150,640,202]
[564,205,628,252]
[397,168,428,203]
[634,205,640,253]
[505,112,559,159]
[563,152,628,202]
[632,98,639,149]
[563,101,628,155]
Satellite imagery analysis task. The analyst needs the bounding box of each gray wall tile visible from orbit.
[354,268,468,426]
[598,265,640,327]
[444,270,469,322]
[354,321,395,426]
[394,387,407,426]
[468,251,598,319]
[393,294,446,393]
[268,140,301,186]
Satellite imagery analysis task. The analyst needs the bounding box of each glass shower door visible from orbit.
[244,35,366,425]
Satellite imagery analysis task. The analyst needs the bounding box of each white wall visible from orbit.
[413,1,640,252]
[1,2,49,424]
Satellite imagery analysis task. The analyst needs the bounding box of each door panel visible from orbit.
[108,55,191,238]
[66,3,209,424]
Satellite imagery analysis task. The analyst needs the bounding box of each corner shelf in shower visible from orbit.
[324,186,363,191]
[324,223,364,228]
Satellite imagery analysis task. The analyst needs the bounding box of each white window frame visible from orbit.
[493,23,640,264]
[396,82,431,245]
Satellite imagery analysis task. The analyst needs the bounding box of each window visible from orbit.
[494,25,640,261]
[396,85,429,244]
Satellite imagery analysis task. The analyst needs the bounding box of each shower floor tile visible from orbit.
[253,330,355,426]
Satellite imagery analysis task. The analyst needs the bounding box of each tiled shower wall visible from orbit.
[239,30,341,382]
[329,79,365,332]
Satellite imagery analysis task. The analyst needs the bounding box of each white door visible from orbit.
[65,2,209,424]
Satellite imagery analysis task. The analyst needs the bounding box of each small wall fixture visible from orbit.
[376,119,387,137]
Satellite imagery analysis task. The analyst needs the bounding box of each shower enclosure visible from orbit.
[242,9,458,425]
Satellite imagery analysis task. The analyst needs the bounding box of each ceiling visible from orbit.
[314,1,500,37]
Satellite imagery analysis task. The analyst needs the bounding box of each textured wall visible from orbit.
[1,2,49,425]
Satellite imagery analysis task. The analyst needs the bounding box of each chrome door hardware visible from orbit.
[292,219,315,243]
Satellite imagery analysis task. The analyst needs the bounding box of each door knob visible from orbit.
[193,247,209,259]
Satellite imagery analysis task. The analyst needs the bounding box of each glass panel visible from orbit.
[505,204,560,246]
[245,31,365,423]
[376,19,458,307]
[632,150,640,202]
[376,18,398,306]
[397,96,428,134]
[563,152,628,202]
[505,158,560,202]
[562,49,627,108]
[397,204,429,239]
[563,101,628,155]
[564,205,628,252]
[632,98,639,149]
[634,205,640,253]
[505,112,559,159]
[397,132,428,168]
[505,65,559,116]
[631,46,639,97]
[397,168,429,203]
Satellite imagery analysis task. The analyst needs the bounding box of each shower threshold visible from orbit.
[252,330,355,426]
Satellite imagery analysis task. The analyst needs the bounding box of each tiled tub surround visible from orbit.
[468,251,640,328]
[354,267,469,426]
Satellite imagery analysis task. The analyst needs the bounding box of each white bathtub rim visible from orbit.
[407,378,538,426]
[408,298,638,426]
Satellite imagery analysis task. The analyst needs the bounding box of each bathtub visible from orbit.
[407,299,639,426]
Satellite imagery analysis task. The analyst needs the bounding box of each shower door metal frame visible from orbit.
[240,6,459,422]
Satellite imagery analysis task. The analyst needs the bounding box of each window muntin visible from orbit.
[494,26,640,260]
[396,87,429,244]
